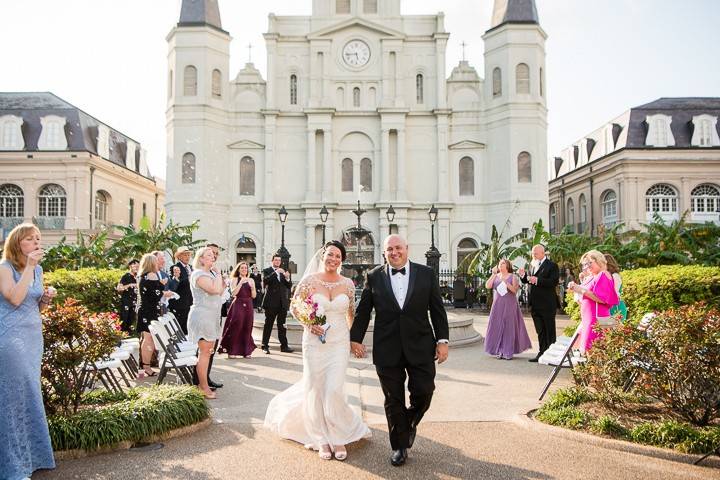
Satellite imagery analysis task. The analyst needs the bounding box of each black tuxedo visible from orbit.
[352,262,449,450]
[261,266,292,348]
[520,257,560,355]
[168,261,193,333]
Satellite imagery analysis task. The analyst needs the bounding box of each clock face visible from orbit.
[343,40,371,67]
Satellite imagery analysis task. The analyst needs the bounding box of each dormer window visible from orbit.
[691,114,719,147]
[126,140,137,170]
[37,115,68,150]
[97,124,110,159]
[645,114,674,147]
[0,115,24,150]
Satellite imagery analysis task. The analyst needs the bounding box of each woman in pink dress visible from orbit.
[220,261,257,358]
[567,250,619,354]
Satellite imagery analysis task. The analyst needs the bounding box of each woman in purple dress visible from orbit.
[221,261,257,358]
[484,259,532,360]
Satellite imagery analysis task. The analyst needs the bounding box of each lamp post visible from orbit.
[385,205,396,236]
[276,205,291,270]
[425,204,441,278]
[319,205,329,245]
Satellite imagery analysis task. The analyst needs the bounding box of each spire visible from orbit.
[178,0,224,32]
[490,0,539,29]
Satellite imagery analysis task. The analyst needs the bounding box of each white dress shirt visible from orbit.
[388,261,410,308]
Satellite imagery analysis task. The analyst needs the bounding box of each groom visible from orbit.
[351,234,449,467]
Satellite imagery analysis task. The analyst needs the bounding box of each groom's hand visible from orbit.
[350,341,366,358]
[435,343,449,364]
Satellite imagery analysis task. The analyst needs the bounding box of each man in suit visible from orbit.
[261,254,294,354]
[351,234,449,467]
[518,244,560,362]
[168,246,193,334]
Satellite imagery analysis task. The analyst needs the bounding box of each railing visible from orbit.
[0,217,25,231]
[34,216,66,229]
[438,268,530,311]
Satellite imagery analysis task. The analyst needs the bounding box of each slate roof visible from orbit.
[0,92,151,179]
[489,0,539,30]
[178,0,225,33]
[626,97,720,148]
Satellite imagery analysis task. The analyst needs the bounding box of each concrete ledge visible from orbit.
[515,410,720,468]
[255,311,483,350]
[54,417,213,461]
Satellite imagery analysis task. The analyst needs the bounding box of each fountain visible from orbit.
[340,200,378,297]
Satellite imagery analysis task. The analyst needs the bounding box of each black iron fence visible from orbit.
[438,268,530,311]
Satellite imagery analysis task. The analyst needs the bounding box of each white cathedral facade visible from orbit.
[165,0,548,272]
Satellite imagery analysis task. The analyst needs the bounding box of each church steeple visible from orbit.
[490,0,539,30]
[178,0,224,32]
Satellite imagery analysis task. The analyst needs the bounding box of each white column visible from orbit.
[436,37,448,109]
[381,128,391,200]
[305,221,315,268]
[264,115,276,203]
[322,128,333,202]
[382,49,392,106]
[306,128,316,200]
[266,39,277,109]
[437,115,449,202]
[394,50,402,107]
[396,128,407,200]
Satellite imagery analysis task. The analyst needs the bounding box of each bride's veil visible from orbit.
[299,246,343,285]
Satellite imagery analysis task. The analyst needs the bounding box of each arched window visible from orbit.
[492,67,502,97]
[517,151,531,183]
[516,63,530,94]
[336,0,350,14]
[336,87,345,109]
[168,70,173,99]
[95,190,109,224]
[691,184,720,213]
[363,0,377,13]
[539,67,544,97]
[341,158,353,192]
[38,184,66,217]
[212,69,222,98]
[459,157,474,196]
[549,203,557,233]
[290,74,298,105]
[0,184,23,218]
[566,198,575,231]
[183,65,197,96]
[416,74,424,104]
[360,158,372,192]
[368,87,377,107]
[353,87,361,107]
[235,236,257,264]
[645,184,678,214]
[182,152,196,184]
[239,156,255,196]
[578,194,587,233]
[457,238,478,267]
[601,190,618,225]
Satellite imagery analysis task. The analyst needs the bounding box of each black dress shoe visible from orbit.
[280,346,295,353]
[261,345,270,354]
[390,448,407,466]
[208,379,223,389]
[528,355,540,363]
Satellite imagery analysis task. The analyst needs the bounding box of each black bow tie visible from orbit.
[391,267,406,276]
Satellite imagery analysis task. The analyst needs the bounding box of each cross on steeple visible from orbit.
[247,43,252,63]
[461,41,468,62]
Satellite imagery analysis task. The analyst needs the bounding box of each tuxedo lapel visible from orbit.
[402,262,418,311]
[381,266,402,311]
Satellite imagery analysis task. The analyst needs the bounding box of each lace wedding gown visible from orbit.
[264,275,371,450]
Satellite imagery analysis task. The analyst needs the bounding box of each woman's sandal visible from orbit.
[202,390,217,400]
[318,445,332,460]
[334,446,347,461]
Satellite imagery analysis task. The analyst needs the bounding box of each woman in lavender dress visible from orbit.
[484,259,532,360]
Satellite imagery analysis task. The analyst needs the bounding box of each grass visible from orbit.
[48,385,210,452]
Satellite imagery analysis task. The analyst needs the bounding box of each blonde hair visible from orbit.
[581,250,607,269]
[138,253,158,277]
[192,246,214,270]
[231,261,249,279]
[2,223,41,271]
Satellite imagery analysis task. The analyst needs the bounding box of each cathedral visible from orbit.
[165,0,548,272]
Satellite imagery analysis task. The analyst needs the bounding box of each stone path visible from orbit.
[37,314,719,479]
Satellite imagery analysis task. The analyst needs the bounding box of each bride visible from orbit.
[264,240,371,461]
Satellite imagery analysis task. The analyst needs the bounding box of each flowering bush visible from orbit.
[41,298,126,416]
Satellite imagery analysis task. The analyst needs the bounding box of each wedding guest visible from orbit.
[116,259,139,332]
[261,254,294,354]
[484,259,532,360]
[567,250,619,354]
[204,243,224,390]
[152,250,172,314]
[0,223,57,479]
[518,245,560,362]
[137,253,169,377]
[169,247,193,334]
[604,254,628,322]
[250,264,263,311]
[221,261,257,358]
[187,247,225,399]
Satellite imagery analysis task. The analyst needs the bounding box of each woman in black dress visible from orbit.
[137,253,164,377]
[116,259,139,333]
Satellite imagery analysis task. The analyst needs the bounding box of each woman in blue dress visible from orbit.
[0,223,57,479]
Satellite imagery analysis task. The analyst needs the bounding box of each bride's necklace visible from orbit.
[318,278,344,289]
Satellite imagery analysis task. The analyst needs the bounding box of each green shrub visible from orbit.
[48,385,209,452]
[535,405,589,429]
[563,264,720,335]
[542,386,594,409]
[590,415,629,438]
[44,268,125,314]
[629,421,720,454]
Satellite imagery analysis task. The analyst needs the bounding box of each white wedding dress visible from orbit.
[263,275,371,450]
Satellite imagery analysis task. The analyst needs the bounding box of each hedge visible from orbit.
[44,268,125,314]
[564,264,720,335]
[48,385,209,452]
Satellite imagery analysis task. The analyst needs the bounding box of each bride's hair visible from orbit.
[323,240,347,261]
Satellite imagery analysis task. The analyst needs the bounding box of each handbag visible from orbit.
[595,301,616,328]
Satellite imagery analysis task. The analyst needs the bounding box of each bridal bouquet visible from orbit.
[291,285,330,343]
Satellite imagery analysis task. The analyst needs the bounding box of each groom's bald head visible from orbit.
[384,234,409,268]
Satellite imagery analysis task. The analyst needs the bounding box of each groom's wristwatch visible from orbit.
[436,339,449,344]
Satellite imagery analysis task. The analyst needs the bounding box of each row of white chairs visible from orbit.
[148,313,198,385]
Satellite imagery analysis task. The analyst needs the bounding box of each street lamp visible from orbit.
[319,205,329,245]
[425,204,441,277]
[276,205,291,270]
[385,205,396,236]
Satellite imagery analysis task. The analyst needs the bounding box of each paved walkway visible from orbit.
[37,314,718,479]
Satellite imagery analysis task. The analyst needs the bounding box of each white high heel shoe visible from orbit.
[334,445,347,461]
[318,445,332,460]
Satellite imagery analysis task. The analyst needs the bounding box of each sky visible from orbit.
[1,0,718,179]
